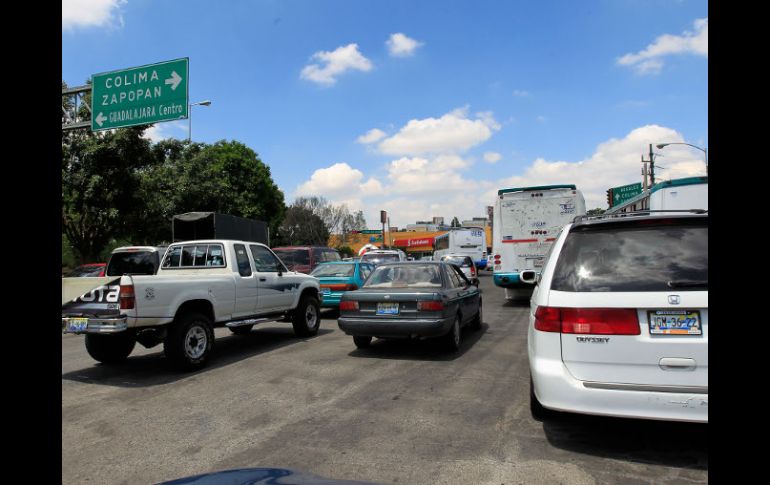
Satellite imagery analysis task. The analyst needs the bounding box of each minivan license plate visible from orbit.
[648,310,702,335]
[376,303,399,315]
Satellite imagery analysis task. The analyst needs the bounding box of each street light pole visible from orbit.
[656,142,708,174]
[188,100,212,142]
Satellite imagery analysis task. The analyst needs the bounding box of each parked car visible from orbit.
[310,261,375,308]
[439,254,479,286]
[65,263,106,277]
[359,249,407,267]
[338,262,482,351]
[524,210,708,423]
[272,246,341,274]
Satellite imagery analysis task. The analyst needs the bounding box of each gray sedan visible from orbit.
[337,262,482,351]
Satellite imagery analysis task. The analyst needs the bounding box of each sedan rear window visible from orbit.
[551,219,708,292]
[363,264,442,288]
[311,264,355,277]
[361,253,400,264]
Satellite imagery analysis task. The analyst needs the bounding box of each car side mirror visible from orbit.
[472,280,479,287]
[276,263,284,275]
[520,270,537,285]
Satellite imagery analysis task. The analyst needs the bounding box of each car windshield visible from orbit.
[106,251,158,276]
[311,263,355,277]
[551,219,708,292]
[273,249,310,266]
[363,264,443,288]
[442,256,471,267]
[361,253,400,264]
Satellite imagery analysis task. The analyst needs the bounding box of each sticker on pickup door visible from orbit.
[648,310,702,335]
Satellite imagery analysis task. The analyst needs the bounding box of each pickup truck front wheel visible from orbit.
[85,333,136,364]
[292,295,320,338]
[164,313,214,371]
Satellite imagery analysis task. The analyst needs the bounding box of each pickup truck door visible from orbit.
[249,244,297,312]
[232,244,259,317]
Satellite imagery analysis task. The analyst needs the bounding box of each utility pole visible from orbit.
[641,145,655,186]
[641,155,648,190]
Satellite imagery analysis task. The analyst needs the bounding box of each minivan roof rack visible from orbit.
[573,209,707,224]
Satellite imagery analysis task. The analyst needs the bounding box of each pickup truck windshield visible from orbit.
[106,251,158,276]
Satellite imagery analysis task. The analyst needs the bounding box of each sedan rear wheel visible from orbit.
[443,315,462,352]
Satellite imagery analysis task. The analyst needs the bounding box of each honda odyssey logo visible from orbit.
[668,295,681,305]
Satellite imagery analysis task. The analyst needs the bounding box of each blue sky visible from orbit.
[62,0,708,228]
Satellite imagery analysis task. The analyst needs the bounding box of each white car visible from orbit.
[439,254,479,286]
[524,211,708,423]
[360,249,407,266]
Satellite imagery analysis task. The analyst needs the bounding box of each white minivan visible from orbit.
[525,211,708,423]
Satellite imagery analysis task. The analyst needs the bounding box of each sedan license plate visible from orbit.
[648,310,702,335]
[376,302,400,315]
[67,318,89,333]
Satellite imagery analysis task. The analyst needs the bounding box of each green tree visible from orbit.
[62,126,156,263]
[135,139,286,244]
[274,205,329,246]
[586,208,606,216]
[337,245,355,258]
[451,216,461,228]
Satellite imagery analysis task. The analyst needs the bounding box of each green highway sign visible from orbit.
[610,182,643,207]
[91,58,189,131]
[360,230,383,234]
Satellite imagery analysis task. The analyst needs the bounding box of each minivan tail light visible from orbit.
[119,284,135,310]
[418,301,445,311]
[561,308,640,335]
[535,307,640,335]
[534,306,561,332]
[339,301,359,311]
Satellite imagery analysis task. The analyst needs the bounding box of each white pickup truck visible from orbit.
[62,240,321,370]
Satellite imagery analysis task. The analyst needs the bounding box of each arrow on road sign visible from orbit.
[95,112,107,127]
[165,71,182,91]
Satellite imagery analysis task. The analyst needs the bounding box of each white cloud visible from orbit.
[62,0,125,30]
[143,121,186,143]
[512,90,530,97]
[377,107,500,155]
[484,152,502,164]
[300,43,373,86]
[536,115,547,123]
[485,125,707,209]
[618,18,708,75]
[386,33,424,57]
[356,128,387,144]
[295,162,384,198]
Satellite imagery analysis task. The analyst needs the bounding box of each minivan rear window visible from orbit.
[273,249,310,266]
[551,219,708,292]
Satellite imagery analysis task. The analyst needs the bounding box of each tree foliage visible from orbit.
[273,205,329,246]
[451,216,461,228]
[586,208,606,216]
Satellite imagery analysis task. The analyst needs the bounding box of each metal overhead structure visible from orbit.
[62,84,92,131]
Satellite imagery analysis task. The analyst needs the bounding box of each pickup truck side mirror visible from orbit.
[276,263,284,275]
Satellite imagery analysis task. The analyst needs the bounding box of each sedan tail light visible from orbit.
[535,307,639,335]
[119,284,135,310]
[321,284,359,291]
[339,301,359,311]
[418,301,445,311]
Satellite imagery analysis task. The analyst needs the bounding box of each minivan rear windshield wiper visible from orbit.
[667,280,708,288]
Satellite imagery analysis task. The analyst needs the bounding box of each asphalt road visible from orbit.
[62,272,708,484]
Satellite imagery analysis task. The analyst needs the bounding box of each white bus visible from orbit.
[433,227,488,269]
[492,184,586,299]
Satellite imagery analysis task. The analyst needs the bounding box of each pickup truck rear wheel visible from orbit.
[292,295,320,338]
[85,333,136,364]
[164,312,214,371]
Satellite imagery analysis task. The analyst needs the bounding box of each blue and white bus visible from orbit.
[433,227,488,269]
[492,184,586,299]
